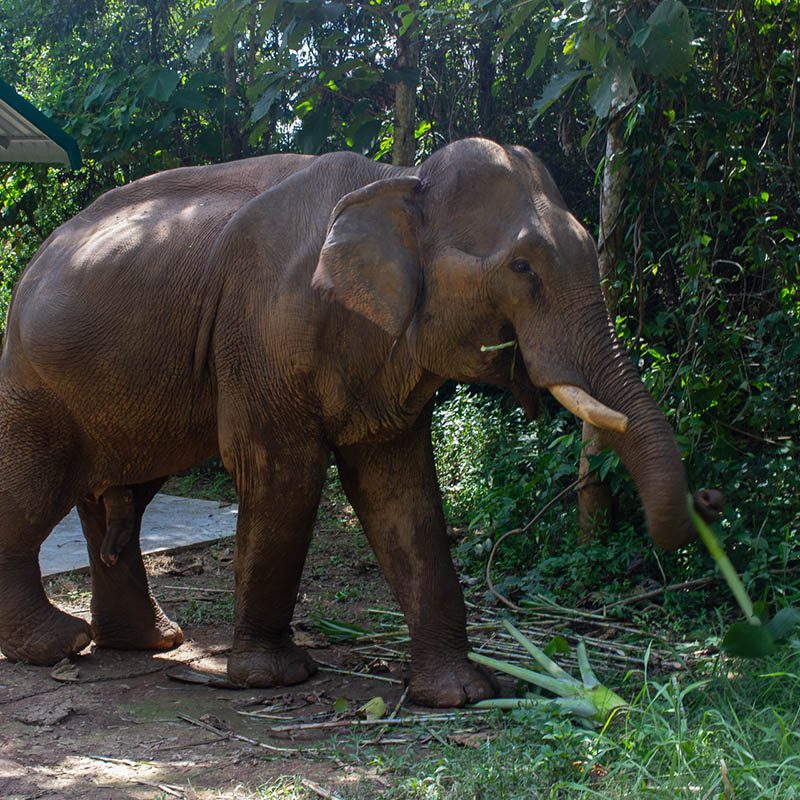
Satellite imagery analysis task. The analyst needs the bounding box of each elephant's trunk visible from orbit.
[564,304,697,551]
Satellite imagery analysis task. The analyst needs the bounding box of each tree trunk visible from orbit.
[578,115,629,540]
[223,42,244,160]
[393,4,419,167]
[476,23,497,138]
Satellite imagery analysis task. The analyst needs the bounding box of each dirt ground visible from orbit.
[0,491,427,800]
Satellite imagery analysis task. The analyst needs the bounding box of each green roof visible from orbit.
[0,79,81,169]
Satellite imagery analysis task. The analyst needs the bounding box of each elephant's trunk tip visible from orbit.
[693,488,725,523]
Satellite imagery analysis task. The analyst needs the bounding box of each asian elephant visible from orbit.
[0,139,720,707]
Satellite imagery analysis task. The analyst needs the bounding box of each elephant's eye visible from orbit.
[511,258,532,274]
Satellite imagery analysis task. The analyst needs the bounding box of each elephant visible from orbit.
[0,139,721,707]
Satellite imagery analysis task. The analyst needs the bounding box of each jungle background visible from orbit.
[0,1,798,797]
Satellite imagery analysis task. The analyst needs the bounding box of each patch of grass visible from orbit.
[176,593,234,627]
[163,458,236,503]
[333,644,800,799]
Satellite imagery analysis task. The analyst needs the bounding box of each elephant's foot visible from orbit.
[0,605,92,665]
[409,658,497,708]
[92,606,184,651]
[228,636,318,687]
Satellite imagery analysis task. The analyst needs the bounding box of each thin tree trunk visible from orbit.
[393,3,419,167]
[578,115,629,540]
[223,42,243,160]
[476,22,497,138]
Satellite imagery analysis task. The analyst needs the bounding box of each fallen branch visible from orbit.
[268,710,490,733]
[135,781,184,798]
[316,662,402,685]
[86,754,141,767]
[604,576,717,609]
[161,585,234,593]
[176,712,300,754]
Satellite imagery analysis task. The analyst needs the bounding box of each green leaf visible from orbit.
[171,88,210,111]
[576,641,599,689]
[346,117,382,155]
[250,84,280,123]
[589,63,637,119]
[332,697,348,714]
[524,26,551,79]
[721,621,776,657]
[498,0,544,50]
[142,68,180,103]
[543,635,570,657]
[312,616,373,641]
[358,696,386,720]
[468,651,582,698]
[259,0,282,30]
[533,70,590,118]
[297,105,331,154]
[633,0,694,78]
[764,607,800,642]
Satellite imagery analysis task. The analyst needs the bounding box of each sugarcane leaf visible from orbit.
[590,685,628,722]
[468,652,582,698]
[576,641,599,688]
[501,620,576,683]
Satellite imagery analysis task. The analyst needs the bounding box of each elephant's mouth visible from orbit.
[547,384,628,434]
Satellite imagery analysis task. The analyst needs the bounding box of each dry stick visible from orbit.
[268,711,489,733]
[316,662,403,685]
[486,479,582,612]
[176,712,300,754]
[162,585,234,593]
[159,736,229,751]
[86,754,141,767]
[301,778,344,800]
[604,576,718,609]
[134,782,184,798]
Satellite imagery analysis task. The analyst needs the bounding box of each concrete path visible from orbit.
[40,494,238,576]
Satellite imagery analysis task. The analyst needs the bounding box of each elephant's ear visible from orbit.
[313,176,422,339]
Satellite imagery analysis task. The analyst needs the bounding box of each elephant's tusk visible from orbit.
[549,384,629,434]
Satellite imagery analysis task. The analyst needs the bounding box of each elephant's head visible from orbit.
[313,139,720,550]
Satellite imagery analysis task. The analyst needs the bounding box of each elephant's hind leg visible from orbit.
[77,478,183,651]
[0,387,91,664]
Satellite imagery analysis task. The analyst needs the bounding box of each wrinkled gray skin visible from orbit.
[0,140,713,707]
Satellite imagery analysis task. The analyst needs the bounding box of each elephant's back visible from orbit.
[0,154,313,479]
[4,153,313,372]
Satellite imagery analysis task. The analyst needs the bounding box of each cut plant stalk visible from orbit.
[468,620,627,724]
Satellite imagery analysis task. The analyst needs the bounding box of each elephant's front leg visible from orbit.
[225,435,329,687]
[335,416,496,708]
